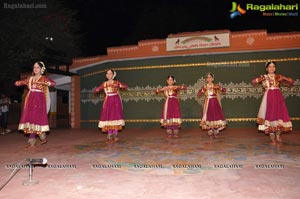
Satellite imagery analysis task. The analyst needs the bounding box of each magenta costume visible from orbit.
[94,80,128,132]
[16,76,56,134]
[252,74,294,133]
[157,85,186,129]
[198,84,226,130]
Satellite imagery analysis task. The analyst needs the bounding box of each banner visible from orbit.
[166,32,230,51]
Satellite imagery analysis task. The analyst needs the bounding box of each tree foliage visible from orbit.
[0,0,81,94]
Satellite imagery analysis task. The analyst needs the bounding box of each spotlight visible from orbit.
[45,37,54,41]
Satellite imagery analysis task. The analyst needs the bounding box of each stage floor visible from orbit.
[0,127,300,199]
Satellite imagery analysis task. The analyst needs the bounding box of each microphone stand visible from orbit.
[22,162,39,186]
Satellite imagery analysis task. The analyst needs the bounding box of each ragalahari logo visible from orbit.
[230,2,246,19]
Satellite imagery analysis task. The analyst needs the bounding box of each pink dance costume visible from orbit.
[252,74,294,134]
[157,85,186,130]
[16,76,56,134]
[198,84,226,136]
[94,80,128,134]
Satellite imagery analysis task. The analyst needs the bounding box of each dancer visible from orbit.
[93,69,128,143]
[197,73,226,139]
[15,61,56,148]
[155,75,186,138]
[252,61,294,145]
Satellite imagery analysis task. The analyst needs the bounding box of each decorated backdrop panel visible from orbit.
[78,49,300,129]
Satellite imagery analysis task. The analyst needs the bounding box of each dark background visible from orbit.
[0,0,299,96]
[65,0,300,56]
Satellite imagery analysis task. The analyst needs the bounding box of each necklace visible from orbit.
[207,83,214,89]
[267,74,276,86]
[33,75,41,82]
[106,80,114,87]
[268,74,275,79]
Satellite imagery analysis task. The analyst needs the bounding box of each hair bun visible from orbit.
[39,61,45,67]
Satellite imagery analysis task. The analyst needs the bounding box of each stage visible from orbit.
[0,127,299,199]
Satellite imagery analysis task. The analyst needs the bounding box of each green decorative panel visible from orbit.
[78,49,300,129]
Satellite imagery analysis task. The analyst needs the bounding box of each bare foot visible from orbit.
[105,139,113,144]
[276,137,282,143]
[114,137,119,142]
[40,140,48,145]
[24,145,36,150]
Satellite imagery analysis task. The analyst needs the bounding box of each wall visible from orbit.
[77,49,300,129]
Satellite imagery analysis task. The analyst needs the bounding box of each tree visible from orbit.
[0,0,81,96]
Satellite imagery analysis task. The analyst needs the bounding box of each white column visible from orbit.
[50,90,57,113]
[49,90,57,128]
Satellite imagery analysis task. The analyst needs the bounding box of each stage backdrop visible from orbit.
[77,49,300,129]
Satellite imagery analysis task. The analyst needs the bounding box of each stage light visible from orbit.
[45,37,54,41]
[26,158,48,165]
[22,158,48,186]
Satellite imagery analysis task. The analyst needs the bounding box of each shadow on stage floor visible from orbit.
[0,127,299,199]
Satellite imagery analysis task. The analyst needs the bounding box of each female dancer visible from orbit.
[15,61,56,148]
[155,75,186,138]
[94,69,128,143]
[197,73,226,139]
[252,61,294,144]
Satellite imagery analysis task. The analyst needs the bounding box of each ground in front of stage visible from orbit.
[0,127,299,199]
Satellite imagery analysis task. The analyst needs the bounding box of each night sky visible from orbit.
[65,0,300,57]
